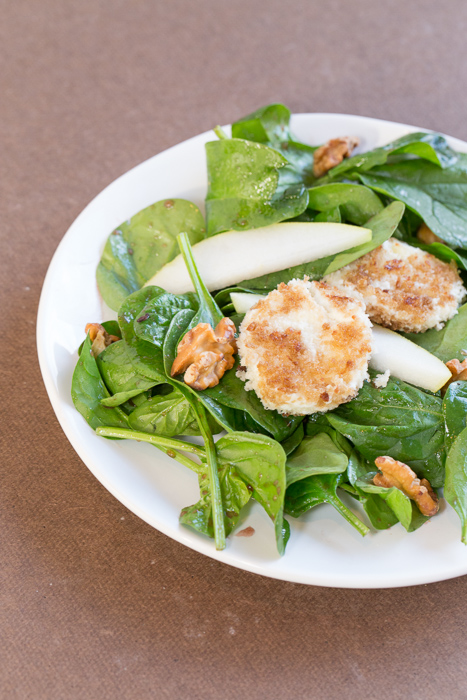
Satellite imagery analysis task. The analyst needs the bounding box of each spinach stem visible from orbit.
[95,426,206,459]
[177,232,223,325]
[330,494,370,537]
[213,125,229,140]
[192,402,226,550]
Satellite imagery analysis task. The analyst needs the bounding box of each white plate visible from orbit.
[37,113,467,588]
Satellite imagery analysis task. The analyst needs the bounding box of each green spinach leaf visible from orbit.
[307,183,383,225]
[96,340,159,407]
[205,138,308,235]
[97,199,206,310]
[71,334,129,431]
[285,471,369,536]
[128,390,221,437]
[181,431,287,553]
[445,425,467,543]
[231,103,316,183]
[443,381,467,449]
[286,433,348,486]
[327,374,446,487]
[320,132,458,182]
[356,156,467,249]
[404,303,467,362]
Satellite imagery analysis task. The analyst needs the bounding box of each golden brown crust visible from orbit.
[85,323,120,357]
[325,239,465,333]
[373,456,439,517]
[170,317,237,390]
[312,136,359,178]
[237,279,372,414]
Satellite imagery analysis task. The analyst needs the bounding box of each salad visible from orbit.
[71,103,467,555]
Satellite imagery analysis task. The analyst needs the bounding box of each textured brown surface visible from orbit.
[3,1,467,698]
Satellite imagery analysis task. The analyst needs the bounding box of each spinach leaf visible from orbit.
[444,425,467,543]
[347,450,398,530]
[307,183,383,225]
[128,390,221,437]
[205,138,308,235]
[231,103,315,182]
[71,334,129,431]
[314,207,341,223]
[404,303,467,362]
[96,340,158,407]
[285,472,369,536]
[356,156,467,249]
[286,433,348,486]
[354,475,429,532]
[402,238,467,271]
[238,201,404,291]
[97,199,206,310]
[322,201,404,275]
[443,381,467,449]
[327,374,446,487]
[320,132,458,182]
[119,286,197,381]
[181,431,287,553]
[281,422,305,456]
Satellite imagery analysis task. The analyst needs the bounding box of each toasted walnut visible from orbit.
[441,358,467,396]
[373,455,439,517]
[417,222,442,244]
[312,136,359,178]
[85,323,119,357]
[171,317,237,390]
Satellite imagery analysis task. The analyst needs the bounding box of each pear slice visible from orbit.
[145,222,372,294]
[370,325,451,393]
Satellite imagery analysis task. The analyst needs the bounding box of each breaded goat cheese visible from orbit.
[236,279,372,415]
[324,238,465,333]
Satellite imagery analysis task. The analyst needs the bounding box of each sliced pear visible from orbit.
[370,325,451,393]
[230,292,266,314]
[145,222,372,294]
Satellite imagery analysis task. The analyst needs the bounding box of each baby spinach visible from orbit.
[445,426,467,543]
[355,156,467,249]
[319,131,458,182]
[96,340,159,407]
[285,472,369,536]
[322,201,404,275]
[443,381,467,449]
[181,431,288,554]
[404,303,467,362]
[205,138,308,235]
[238,201,404,290]
[71,334,129,432]
[231,103,316,182]
[327,374,446,487]
[307,183,383,225]
[286,433,348,487]
[346,450,398,530]
[97,199,206,311]
[281,423,305,456]
[128,390,221,437]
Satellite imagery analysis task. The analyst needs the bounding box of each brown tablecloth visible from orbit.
[3,1,467,698]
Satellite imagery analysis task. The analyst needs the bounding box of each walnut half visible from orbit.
[312,136,359,178]
[373,455,439,517]
[171,317,237,390]
[441,358,467,396]
[85,323,119,358]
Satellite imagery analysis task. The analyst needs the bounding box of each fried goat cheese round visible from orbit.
[324,238,466,333]
[236,279,372,415]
